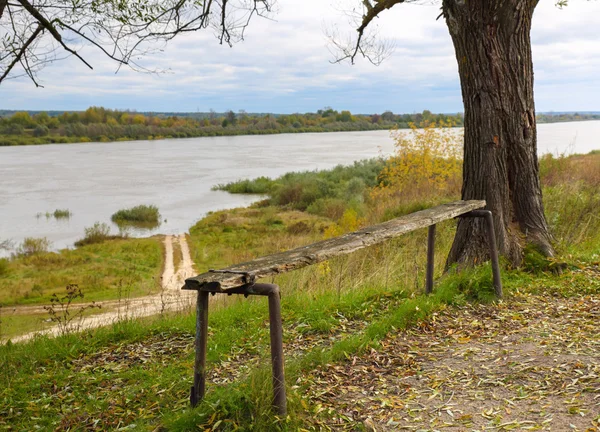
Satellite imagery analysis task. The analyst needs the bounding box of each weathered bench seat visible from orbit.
[184,200,487,292]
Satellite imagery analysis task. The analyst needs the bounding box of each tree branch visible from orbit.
[15,0,93,69]
[1,0,276,85]
[352,0,405,63]
[0,23,42,84]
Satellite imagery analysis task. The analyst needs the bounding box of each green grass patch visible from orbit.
[14,237,51,257]
[111,205,161,227]
[0,237,163,305]
[35,209,72,220]
[214,159,385,218]
[52,209,71,219]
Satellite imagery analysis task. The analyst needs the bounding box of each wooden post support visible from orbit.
[425,224,436,294]
[457,210,503,298]
[190,290,208,407]
[187,283,287,416]
[268,288,287,416]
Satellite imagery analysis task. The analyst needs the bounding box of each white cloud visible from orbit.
[1,0,599,113]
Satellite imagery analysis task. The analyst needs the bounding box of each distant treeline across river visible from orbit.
[0,106,598,146]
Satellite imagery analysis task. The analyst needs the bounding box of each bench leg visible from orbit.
[458,210,503,298]
[268,287,287,416]
[425,224,436,294]
[191,290,209,407]
[480,211,503,298]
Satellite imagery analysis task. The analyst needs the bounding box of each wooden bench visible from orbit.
[182,200,502,415]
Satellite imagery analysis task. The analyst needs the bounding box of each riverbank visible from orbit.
[2,151,598,336]
[2,117,599,147]
[0,122,398,147]
[0,106,460,147]
[1,105,598,147]
[0,150,598,430]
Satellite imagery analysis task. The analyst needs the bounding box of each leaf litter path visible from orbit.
[303,290,600,431]
[9,234,196,343]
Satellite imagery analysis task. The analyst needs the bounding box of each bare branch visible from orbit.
[0,0,277,86]
[0,22,42,84]
[328,0,412,66]
[15,0,93,69]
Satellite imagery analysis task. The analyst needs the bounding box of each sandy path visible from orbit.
[161,234,176,289]
[7,234,197,343]
[162,234,195,291]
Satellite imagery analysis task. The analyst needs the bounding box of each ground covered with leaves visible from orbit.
[304,275,600,431]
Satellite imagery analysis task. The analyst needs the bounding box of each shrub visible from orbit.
[111,205,161,224]
[213,159,385,214]
[0,258,9,276]
[15,237,51,256]
[306,198,348,220]
[0,239,12,251]
[287,221,312,235]
[52,209,71,219]
[75,222,125,247]
[33,125,49,137]
[323,208,366,238]
[371,121,462,203]
[213,176,274,194]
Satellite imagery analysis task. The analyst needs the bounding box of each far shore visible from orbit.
[2,117,600,148]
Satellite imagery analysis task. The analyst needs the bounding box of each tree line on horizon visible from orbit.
[0,106,464,146]
[0,106,597,147]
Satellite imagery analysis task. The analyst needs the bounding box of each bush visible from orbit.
[213,176,274,194]
[15,237,51,256]
[306,198,348,220]
[33,125,49,137]
[111,205,160,225]
[75,222,125,247]
[0,258,10,276]
[213,159,385,214]
[52,209,71,219]
[371,122,462,202]
[287,221,312,235]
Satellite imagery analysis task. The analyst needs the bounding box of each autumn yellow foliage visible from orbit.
[323,208,366,238]
[371,121,463,205]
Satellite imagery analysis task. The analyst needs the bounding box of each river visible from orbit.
[1,121,599,254]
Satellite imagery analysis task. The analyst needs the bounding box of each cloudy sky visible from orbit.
[1,0,599,114]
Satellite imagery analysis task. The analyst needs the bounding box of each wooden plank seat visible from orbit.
[182,200,503,415]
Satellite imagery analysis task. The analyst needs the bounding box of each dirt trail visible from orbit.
[162,234,195,291]
[8,234,197,343]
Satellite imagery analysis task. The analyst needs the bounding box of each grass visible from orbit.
[188,206,333,273]
[213,159,385,218]
[74,222,128,247]
[0,234,463,430]
[0,151,598,430]
[111,205,161,227]
[52,209,72,219]
[0,310,49,340]
[14,237,51,257]
[1,245,597,430]
[36,209,72,220]
[0,237,163,306]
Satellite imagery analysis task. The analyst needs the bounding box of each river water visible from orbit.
[1,121,599,254]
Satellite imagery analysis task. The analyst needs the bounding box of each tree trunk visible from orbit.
[443,0,554,267]
[0,0,7,20]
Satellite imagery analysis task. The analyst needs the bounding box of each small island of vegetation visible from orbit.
[111,204,161,228]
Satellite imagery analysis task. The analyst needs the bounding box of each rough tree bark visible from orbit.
[443,0,554,267]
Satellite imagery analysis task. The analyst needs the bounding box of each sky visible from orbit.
[1,0,600,114]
